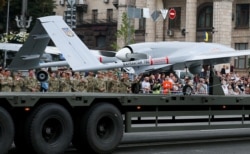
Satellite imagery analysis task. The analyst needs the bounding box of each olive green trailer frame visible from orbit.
[1,91,250,154]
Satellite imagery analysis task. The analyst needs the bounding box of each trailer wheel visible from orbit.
[79,103,123,154]
[27,103,73,154]
[0,107,14,154]
[183,85,193,95]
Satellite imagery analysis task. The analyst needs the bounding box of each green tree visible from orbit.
[111,12,135,50]
[29,0,57,18]
[0,0,5,11]
[0,0,56,33]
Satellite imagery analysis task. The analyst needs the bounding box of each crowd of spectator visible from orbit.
[133,65,250,95]
[218,65,250,95]
[133,72,203,95]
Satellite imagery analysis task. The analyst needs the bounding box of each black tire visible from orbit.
[27,103,73,154]
[0,107,14,154]
[77,103,123,154]
[36,70,49,82]
[183,85,193,95]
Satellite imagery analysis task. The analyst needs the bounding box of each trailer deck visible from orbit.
[0,84,250,153]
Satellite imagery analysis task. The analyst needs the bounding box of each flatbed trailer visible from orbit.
[1,89,250,154]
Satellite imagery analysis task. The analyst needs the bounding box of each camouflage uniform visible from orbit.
[105,70,114,93]
[24,77,39,92]
[119,74,131,93]
[103,70,108,81]
[76,77,88,92]
[86,72,96,92]
[71,72,87,92]
[24,70,39,92]
[110,75,120,93]
[1,71,13,92]
[12,74,24,92]
[94,71,106,92]
[48,74,60,92]
[95,79,106,92]
[59,77,72,92]
[71,77,79,92]
[119,79,129,93]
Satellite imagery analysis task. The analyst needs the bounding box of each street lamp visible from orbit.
[5,0,10,34]
[4,0,10,68]
[15,0,32,32]
[67,0,76,28]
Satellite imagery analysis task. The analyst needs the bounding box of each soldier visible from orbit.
[1,70,13,92]
[119,72,131,93]
[59,72,71,92]
[0,67,3,76]
[94,71,106,92]
[78,73,88,92]
[86,71,96,92]
[48,72,60,92]
[105,70,114,93]
[71,72,80,92]
[110,74,120,93]
[59,71,72,92]
[103,70,108,81]
[12,72,24,92]
[113,68,121,80]
[72,72,87,92]
[24,69,39,92]
[0,68,4,91]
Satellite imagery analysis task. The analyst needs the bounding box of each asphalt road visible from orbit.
[114,129,250,154]
[9,128,250,154]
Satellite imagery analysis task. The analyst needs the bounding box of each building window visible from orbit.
[168,7,181,29]
[77,11,83,25]
[139,18,146,30]
[92,9,98,23]
[107,9,113,22]
[235,43,248,69]
[236,4,249,28]
[197,6,213,29]
[96,35,106,48]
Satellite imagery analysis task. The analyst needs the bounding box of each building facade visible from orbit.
[132,0,250,74]
[54,0,250,74]
[54,0,118,50]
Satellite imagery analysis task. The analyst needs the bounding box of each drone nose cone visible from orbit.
[115,47,132,61]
